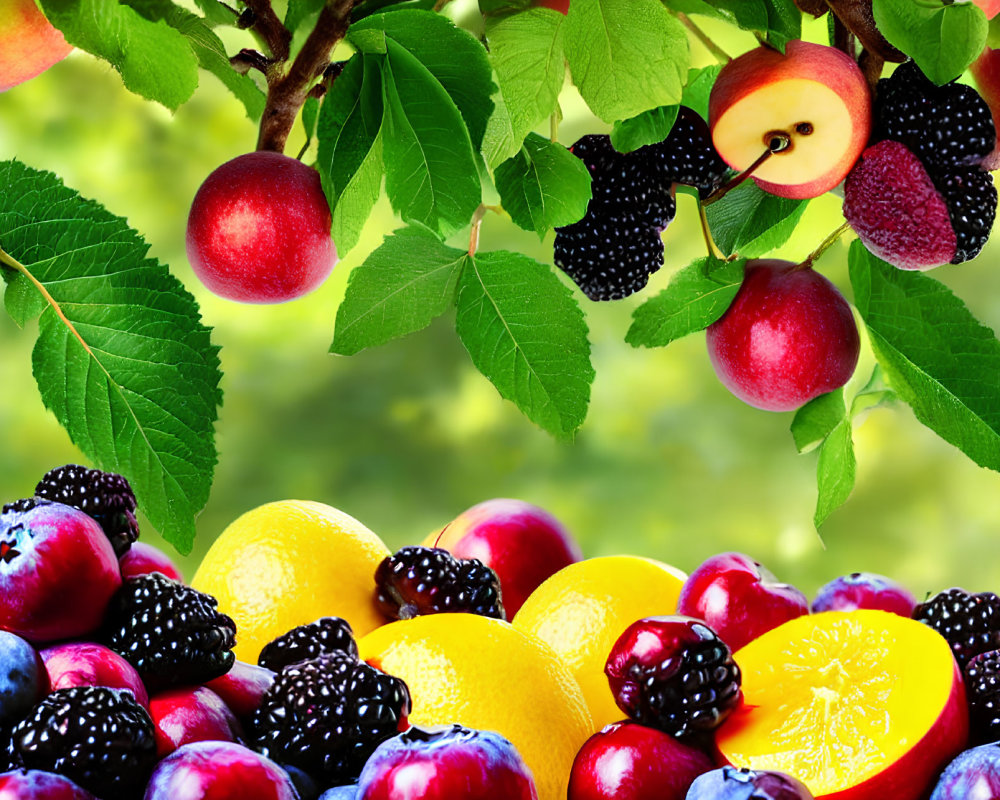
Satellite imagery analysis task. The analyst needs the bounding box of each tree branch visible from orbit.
[238,0,292,62]
[256,0,356,154]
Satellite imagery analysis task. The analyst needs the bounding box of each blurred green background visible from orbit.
[2,3,1000,600]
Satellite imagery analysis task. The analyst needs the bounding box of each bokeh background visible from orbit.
[2,3,999,599]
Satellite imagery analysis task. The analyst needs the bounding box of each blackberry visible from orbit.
[874,61,996,171]
[606,616,742,741]
[374,546,505,621]
[1,498,37,514]
[34,464,139,556]
[965,649,1000,744]
[570,134,664,217]
[101,572,236,691]
[252,651,410,784]
[258,616,358,672]
[8,687,157,799]
[645,106,729,199]
[929,167,998,263]
[913,587,1000,668]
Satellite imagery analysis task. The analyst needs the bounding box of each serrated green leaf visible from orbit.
[699,0,800,50]
[3,274,47,327]
[661,0,730,21]
[564,0,688,123]
[332,227,466,356]
[481,8,567,167]
[286,0,325,32]
[849,240,1000,472]
[626,257,745,348]
[494,133,592,237]
[39,0,199,110]
[379,40,482,236]
[611,105,679,153]
[317,55,385,255]
[302,96,321,143]
[350,10,495,150]
[0,160,221,554]
[705,182,808,259]
[456,250,594,436]
[815,417,855,527]
[791,389,847,453]
[873,0,988,84]
[352,0,437,20]
[681,65,722,122]
[190,0,236,25]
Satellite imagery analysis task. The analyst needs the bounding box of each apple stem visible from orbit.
[799,222,852,271]
[677,13,731,64]
[703,143,781,207]
[697,200,726,261]
[256,0,356,154]
[468,205,487,256]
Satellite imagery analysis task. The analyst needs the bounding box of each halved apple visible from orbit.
[0,0,72,92]
[971,46,1000,170]
[709,40,872,199]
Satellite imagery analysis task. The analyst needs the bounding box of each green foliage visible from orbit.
[611,106,680,154]
[791,390,855,528]
[681,65,722,121]
[705,183,808,259]
[872,0,988,84]
[699,0,801,50]
[0,161,221,554]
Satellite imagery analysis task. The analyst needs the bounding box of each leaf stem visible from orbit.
[799,222,851,270]
[676,13,731,64]
[550,110,560,143]
[256,0,356,154]
[697,200,725,261]
[468,205,487,256]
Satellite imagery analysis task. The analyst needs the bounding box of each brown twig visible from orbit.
[239,0,292,62]
[256,0,356,154]
[798,222,851,271]
[230,48,273,76]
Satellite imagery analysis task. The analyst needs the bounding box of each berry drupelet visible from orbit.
[101,572,237,691]
[34,464,139,557]
[605,615,742,741]
[375,546,505,621]
[965,649,1000,745]
[8,686,157,799]
[252,651,411,785]
[913,587,1000,669]
[258,616,359,672]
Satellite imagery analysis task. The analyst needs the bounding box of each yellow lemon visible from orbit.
[358,614,592,800]
[192,500,389,663]
[512,555,687,730]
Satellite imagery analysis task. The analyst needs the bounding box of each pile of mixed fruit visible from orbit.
[2,464,1000,800]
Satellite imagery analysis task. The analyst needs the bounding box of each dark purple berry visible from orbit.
[375,546,505,621]
[913,587,1000,668]
[687,766,815,800]
[100,572,236,691]
[34,464,139,557]
[258,617,358,672]
[928,167,998,263]
[8,686,157,799]
[929,742,1000,799]
[605,615,742,741]
[645,106,729,199]
[252,651,410,784]
[965,649,1000,745]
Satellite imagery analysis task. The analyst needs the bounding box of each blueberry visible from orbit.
[929,743,1000,800]
[686,766,814,800]
[0,630,47,728]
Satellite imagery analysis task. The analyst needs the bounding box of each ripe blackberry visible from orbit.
[1,498,37,514]
[8,686,157,799]
[913,587,1000,668]
[645,106,729,199]
[965,649,1000,744]
[101,572,236,691]
[569,134,664,217]
[874,61,996,171]
[375,546,505,621]
[258,616,358,672]
[929,167,998,263]
[252,651,410,784]
[606,616,742,741]
[34,464,139,556]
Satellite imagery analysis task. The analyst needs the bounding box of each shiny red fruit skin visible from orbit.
[41,642,149,708]
[569,722,714,800]
[144,741,299,800]
[204,661,275,725]
[120,542,184,582]
[149,686,244,758]
[0,770,97,799]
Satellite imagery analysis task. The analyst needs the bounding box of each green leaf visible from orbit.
[626,257,745,348]
[481,8,567,167]
[563,0,688,123]
[681,65,722,122]
[873,0,988,84]
[352,0,437,20]
[286,0,325,32]
[190,0,236,25]
[302,96,321,143]
[661,0,730,21]
[494,133,592,237]
[851,366,897,417]
[699,0,800,50]
[611,105,679,153]
[849,240,1000,472]
[791,389,848,453]
[379,40,482,236]
[705,182,808,258]
[350,10,495,150]
[456,250,594,436]
[39,0,199,110]
[0,160,221,554]
[332,227,466,356]
[814,416,856,528]
[317,55,385,255]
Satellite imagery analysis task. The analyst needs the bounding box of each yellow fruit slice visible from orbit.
[192,500,390,663]
[358,614,592,800]
[512,555,686,730]
[716,610,968,800]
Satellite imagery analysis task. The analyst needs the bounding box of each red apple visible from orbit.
[971,47,1000,170]
[811,572,917,617]
[422,499,582,618]
[569,721,714,800]
[0,0,72,92]
[149,685,244,758]
[119,541,184,582]
[677,552,809,652]
[186,151,337,304]
[709,40,871,199]
[204,660,275,726]
[41,641,149,708]
[145,741,299,800]
[705,259,860,412]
